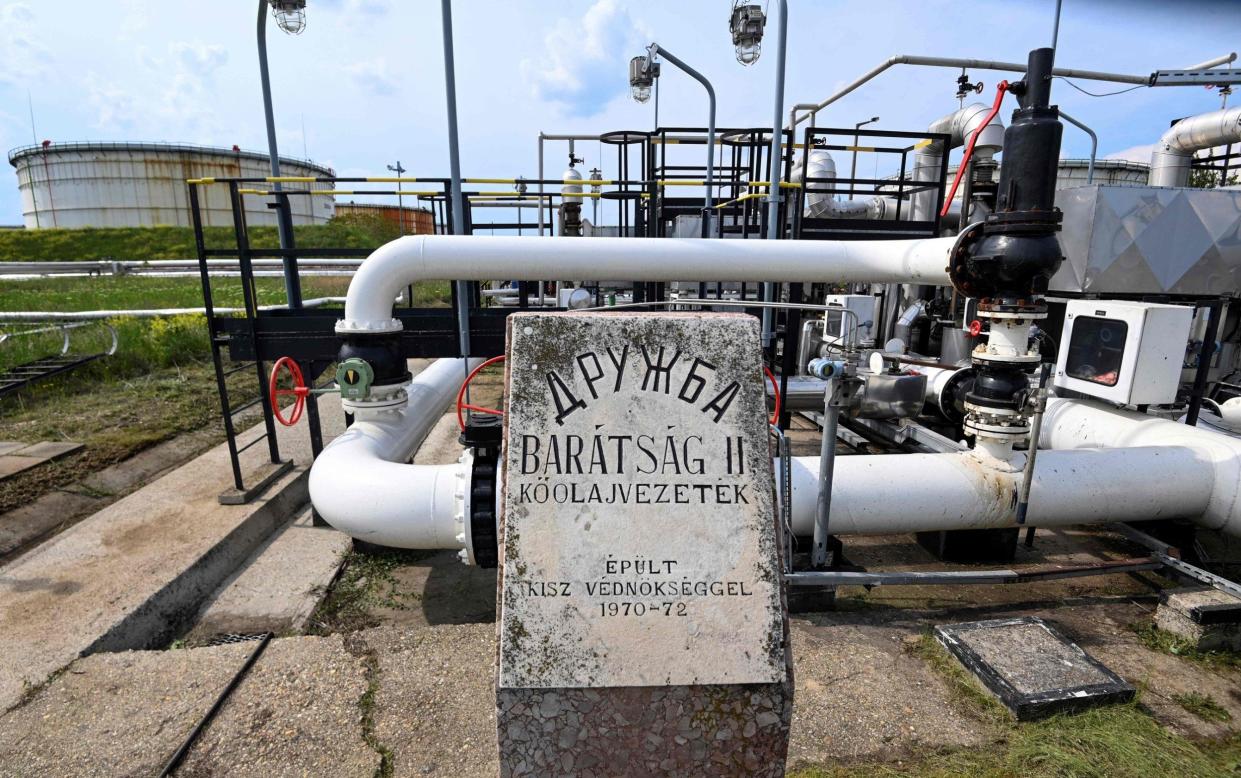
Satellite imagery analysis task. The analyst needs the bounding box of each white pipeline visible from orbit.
[783,446,1210,535]
[1041,397,1241,535]
[308,358,480,549]
[337,234,955,333]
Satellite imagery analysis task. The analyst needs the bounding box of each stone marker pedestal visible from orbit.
[496,313,792,777]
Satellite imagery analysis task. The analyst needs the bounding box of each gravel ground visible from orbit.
[785,615,992,767]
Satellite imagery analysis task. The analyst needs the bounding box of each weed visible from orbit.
[1132,621,1241,671]
[308,548,432,635]
[1174,691,1233,723]
[903,631,1009,725]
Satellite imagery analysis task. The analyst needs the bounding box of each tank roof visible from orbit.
[7,140,334,176]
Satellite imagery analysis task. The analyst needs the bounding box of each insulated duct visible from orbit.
[913,103,1005,221]
[789,149,870,218]
[1148,106,1241,188]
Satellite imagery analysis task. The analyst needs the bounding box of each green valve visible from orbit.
[335,358,374,401]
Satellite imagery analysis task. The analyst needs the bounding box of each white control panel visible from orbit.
[1054,300,1193,405]
[824,294,879,346]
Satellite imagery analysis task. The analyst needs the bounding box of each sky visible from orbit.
[0,0,1237,225]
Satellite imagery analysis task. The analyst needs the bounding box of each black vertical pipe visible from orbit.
[1186,299,1224,427]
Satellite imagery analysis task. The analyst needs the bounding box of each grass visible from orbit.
[0,361,256,515]
[1132,621,1241,671]
[904,632,1010,725]
[785,632,1241,778]
[0,218,405,262]
[1174,692,1233,723]
[307,548,434,635]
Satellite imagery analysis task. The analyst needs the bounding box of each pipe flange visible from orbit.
[947,220,986,297]
[467,444,499,569]
[964,417,1030,440]
[976,299,1048,320]
[335,317,404,335]
[455,450,475,566]
[971,348,1043,366]
[964,400,1024,419]
[341,384,409,416]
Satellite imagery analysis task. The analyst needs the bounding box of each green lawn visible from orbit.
[0,218,405,262]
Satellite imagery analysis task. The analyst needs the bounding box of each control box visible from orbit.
[824,294,879,346]
[1054,300,1193,405]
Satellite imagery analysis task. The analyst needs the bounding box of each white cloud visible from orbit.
[345,59,398,96]
[0,2,53,87]
[520,0,649,118]
[1105,143,1155,163]
[84,41,231,141]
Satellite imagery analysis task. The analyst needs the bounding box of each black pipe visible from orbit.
[158,633,272,776]
[1186,299,1224,427]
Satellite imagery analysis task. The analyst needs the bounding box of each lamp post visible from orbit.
[631,44,716,238]
[387,161,406,234]
[257,0,306,308]
[849,116,879,200]
[729,0,785,344]
[439,0,471,375]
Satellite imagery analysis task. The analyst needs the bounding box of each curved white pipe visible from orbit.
[1149,106,1241,188]
[784,446,1211,535]
[309,358,480,548]
[337,234,955,333]
[1042,397,1241,535]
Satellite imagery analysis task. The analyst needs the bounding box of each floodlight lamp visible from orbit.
[270,0,307,35]
[730,3,765,66]
[629,56,655,103]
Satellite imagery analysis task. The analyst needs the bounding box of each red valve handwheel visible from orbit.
[456,355,507,430]
[968,319,983,337]
[269,356,309,427]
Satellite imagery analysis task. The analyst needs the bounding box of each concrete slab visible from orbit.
[0,425,225,562]
[12,441,84,460]
[0,394,345,713]
[187,508,351,643]
[0,442,84,481]
[936,616,1135,720]
[366,624,499,778]
[0,635,379,777]
[0,456,38,479]
[0,442,25,456]
[1156,586,1241,651]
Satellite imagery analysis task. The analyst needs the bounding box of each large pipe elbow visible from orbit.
[309,358,480,548]
[1149,106,1241,188]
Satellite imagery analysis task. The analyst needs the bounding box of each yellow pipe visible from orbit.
[264,176,321,183]
[713,192,768,209]
[365,176,419,183]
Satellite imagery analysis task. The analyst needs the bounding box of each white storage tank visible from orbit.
[8,141,336,229]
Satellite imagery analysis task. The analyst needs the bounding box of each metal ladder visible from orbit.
[0,322,117,398]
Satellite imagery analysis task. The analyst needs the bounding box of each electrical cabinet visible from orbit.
[1053,299,1193,405]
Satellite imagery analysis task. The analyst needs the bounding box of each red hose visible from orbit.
[940,80,1008,218]
[456,355,507,430]
[764,365,781,426]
